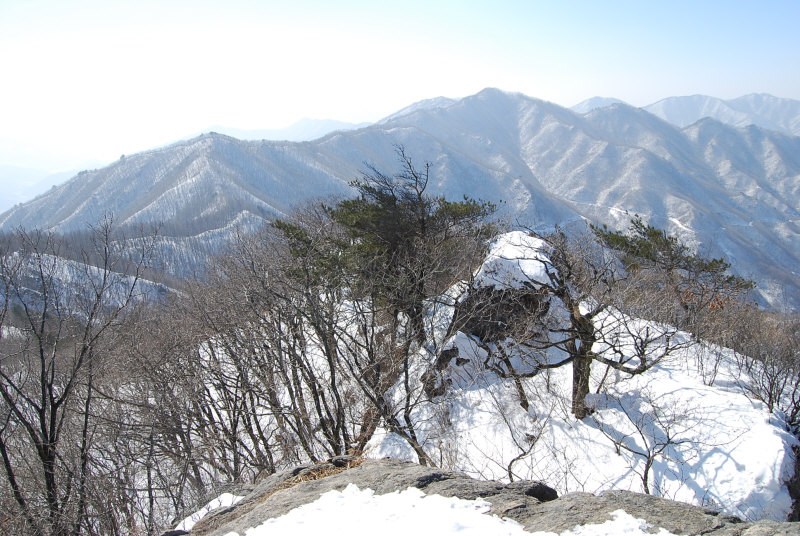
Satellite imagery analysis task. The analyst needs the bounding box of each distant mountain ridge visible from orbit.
[2,88,799,308]
[203,118,370,142]
[570,93,800,137]
[643,93,800,136]
[570,96,626,114]
[0,166,76,212]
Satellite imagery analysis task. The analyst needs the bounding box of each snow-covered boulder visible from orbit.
[180,458,800,536]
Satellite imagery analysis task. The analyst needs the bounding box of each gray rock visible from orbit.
[711,521,800,535]
[187,458,800,536]
[189,458,546,536]
[519,490,742,535]
[504,479,560,502]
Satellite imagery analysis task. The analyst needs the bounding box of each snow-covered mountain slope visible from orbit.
[0,133,355,233]
[1,88,798,307]
[644,93,800,136]
[378,96,459,123]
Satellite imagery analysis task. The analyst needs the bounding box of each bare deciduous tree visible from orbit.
[0,218,156,536]
[592,388,705,495]
[729,308,800,430]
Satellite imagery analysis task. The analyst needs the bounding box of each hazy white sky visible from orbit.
[1,0,799,174]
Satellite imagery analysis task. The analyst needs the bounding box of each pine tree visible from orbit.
[325,147,497,345]
[592,215,753,335]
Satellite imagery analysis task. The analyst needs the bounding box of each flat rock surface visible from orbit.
[185,457,800,536]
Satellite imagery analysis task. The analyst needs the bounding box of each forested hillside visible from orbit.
[1,154,798,534]
[2,89,799,309]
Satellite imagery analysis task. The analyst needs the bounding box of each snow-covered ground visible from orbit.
[367,232,799,521]
[369,342,796,520]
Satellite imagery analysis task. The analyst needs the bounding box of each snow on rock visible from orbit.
[226,483,682,536]
[473,231,552,289]
[174,493,244,532]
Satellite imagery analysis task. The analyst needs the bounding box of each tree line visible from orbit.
[1,150,798,534]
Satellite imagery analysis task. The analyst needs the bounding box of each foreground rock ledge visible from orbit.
[185,457,799,536]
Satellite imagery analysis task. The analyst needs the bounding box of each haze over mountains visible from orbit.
[2,88,799,308]
[644,94,800,135]
[0,166,78,211]
[201,118,370,143]
[572,93,800,136]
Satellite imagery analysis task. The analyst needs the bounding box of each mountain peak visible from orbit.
[571,96,626,114]
[379,88,530,124]
[473,87,518,99]
[379,95,458,123]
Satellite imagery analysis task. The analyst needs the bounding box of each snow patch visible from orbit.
[175,492,244,532]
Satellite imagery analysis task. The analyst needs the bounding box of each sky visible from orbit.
[1,0,799,198]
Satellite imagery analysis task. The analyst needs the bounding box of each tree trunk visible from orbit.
[568,302,596,420]
[642,456,653,495]
[572,354,592,419]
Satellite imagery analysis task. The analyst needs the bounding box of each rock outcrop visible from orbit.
[183,457,800,536]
